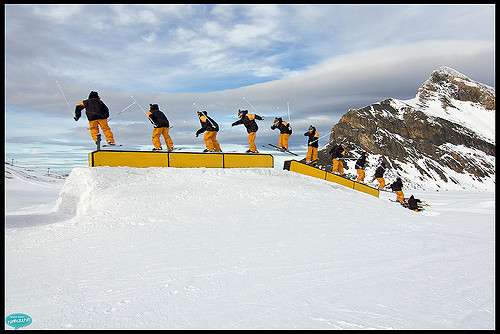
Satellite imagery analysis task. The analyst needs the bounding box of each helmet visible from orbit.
[274,117,282,124]
[150,104,159,110]
[238,109,248,117]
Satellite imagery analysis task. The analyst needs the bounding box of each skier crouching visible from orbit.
[271,117,292,151]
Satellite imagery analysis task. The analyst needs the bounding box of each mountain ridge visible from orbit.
[316,66,495,191]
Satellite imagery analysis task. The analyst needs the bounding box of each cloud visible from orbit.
[4,4,495,171]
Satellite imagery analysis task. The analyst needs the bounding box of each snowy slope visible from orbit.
[403,95,495,145]
[5,165,495,329]
[4,164,67,214]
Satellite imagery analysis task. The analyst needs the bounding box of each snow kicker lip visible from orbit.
[88,150,274,168]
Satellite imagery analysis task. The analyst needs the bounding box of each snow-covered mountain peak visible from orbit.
[404,66,495,144]
[412,66,495,115]
[320,66,495,191]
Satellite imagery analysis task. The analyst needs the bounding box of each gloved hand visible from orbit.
[74,116,79,121]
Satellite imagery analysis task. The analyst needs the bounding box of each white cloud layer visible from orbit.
[4,4,495,171]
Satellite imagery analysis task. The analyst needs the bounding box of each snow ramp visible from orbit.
[52,165,381,220]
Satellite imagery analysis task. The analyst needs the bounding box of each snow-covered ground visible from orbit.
[5,163,495,329]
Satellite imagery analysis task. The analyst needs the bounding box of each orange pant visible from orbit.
[89,119,114,144]
[356,169,365,182]
[152,127,173,150]
[376,177,386,189]
[332,159,344,175]
[204,131,220,151]
[395,190,405,202]
[306,146,318,165]
[278,133,291,149]
[248,132,257,152]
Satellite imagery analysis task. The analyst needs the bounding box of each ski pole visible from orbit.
[56,81,72,113]
[308,129,334,146]
[242,96,259,113]
[108,101,136,122]
[131,96,157,126]
[287,102,291,123]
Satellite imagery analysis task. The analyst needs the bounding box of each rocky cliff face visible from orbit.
[317,67,495,191]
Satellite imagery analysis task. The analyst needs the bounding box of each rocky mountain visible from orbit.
[316,66,495,191]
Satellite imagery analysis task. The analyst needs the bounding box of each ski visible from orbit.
[264,143,298,156]
[102,144,122,147]
[152,147,182,152]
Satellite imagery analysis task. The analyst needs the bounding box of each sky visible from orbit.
[4,4,495,173]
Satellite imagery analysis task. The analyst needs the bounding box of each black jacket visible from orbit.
[375,165,386,178]
[355,154,367,169]
[390,178,403,192]
[303,127,319,148]
[147,108,169,128]
[75,98,109,121]
[232,113,263,133]
[271,120,292,135]
[196,114,219,135]
[408,195,421,210]
[329,144,345,159]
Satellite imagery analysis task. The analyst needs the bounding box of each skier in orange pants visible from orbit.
[390,177,405,202]
[196,111,221,152]
[355,152,367,182]
[329,141,345,175]
[74,91,116,145]
[271,117,292,151]
[375,162,387,189]
[231,109,264,153]
[304,125,319,165]
[147,104,174,151]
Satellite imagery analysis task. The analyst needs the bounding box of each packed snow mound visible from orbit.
[6,166,495,329]
[53,166,383,220]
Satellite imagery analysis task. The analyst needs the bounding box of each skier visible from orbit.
[195,110,221,152]
[408,195,422,212]
[304,125,319,166]
[329,141,345,175]
[374,162,387,189]
[231,109,264,153]
[390,177,405,202]
[355,152,368,182]
[147,104,174,151]
[271,117,292,151]
[74,91,116,145]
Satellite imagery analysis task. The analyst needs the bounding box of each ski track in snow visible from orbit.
[5,165,495,329]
